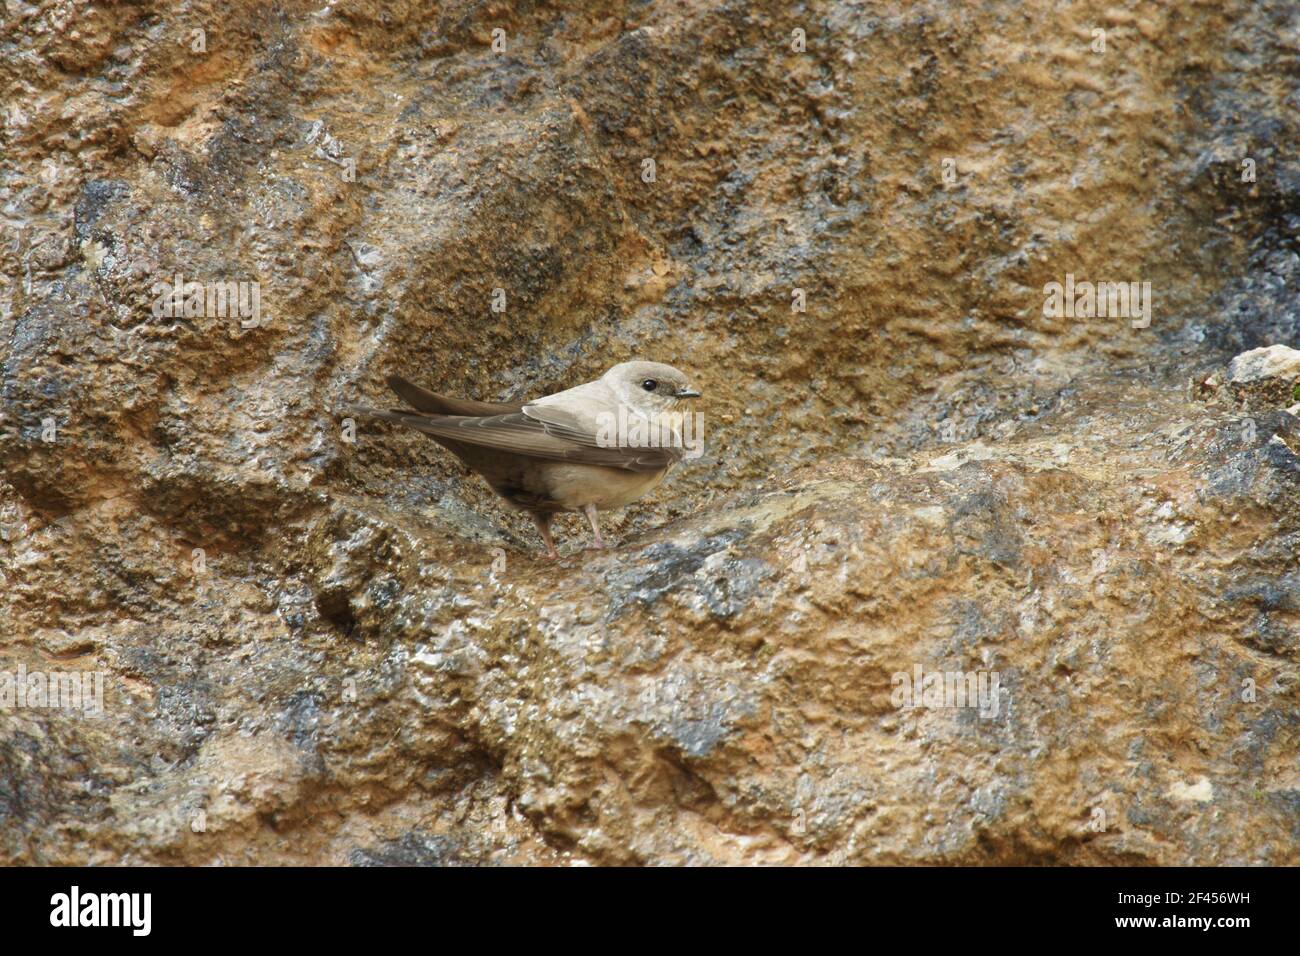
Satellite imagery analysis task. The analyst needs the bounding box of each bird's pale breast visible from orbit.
[541,462,670,510]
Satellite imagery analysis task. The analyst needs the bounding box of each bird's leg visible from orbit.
[582,503,605,550]
[531,512,560,560]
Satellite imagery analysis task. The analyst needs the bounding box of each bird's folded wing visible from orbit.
[368,408,680,473]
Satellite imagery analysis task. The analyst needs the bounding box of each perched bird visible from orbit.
[353,361,702,559]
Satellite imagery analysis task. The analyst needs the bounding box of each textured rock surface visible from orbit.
[1,0,1297,864]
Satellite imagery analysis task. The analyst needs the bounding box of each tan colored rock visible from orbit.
[2,0,1298,865]
[1229,346,1300,384]
[1225,346,1300,409]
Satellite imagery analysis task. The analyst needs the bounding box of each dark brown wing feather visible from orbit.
[359,408,679,473]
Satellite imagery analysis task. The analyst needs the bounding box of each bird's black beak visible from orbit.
[676,388,702,399]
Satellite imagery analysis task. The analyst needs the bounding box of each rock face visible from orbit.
[1,0,1297,865]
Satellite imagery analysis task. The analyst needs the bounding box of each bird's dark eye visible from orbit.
[641,379,658,392]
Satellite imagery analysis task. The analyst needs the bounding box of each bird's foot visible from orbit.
[531,512,561,561]
[581,504,606,553]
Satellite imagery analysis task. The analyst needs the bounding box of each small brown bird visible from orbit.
[354,361,702,558]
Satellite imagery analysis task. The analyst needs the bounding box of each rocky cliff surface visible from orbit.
[1,0,1297,864]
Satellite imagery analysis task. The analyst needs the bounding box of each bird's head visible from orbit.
[602,361,701,415]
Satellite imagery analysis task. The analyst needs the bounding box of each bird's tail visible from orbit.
[342,405,429,427]
[384,374,523,417]
[341,374,523,429]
